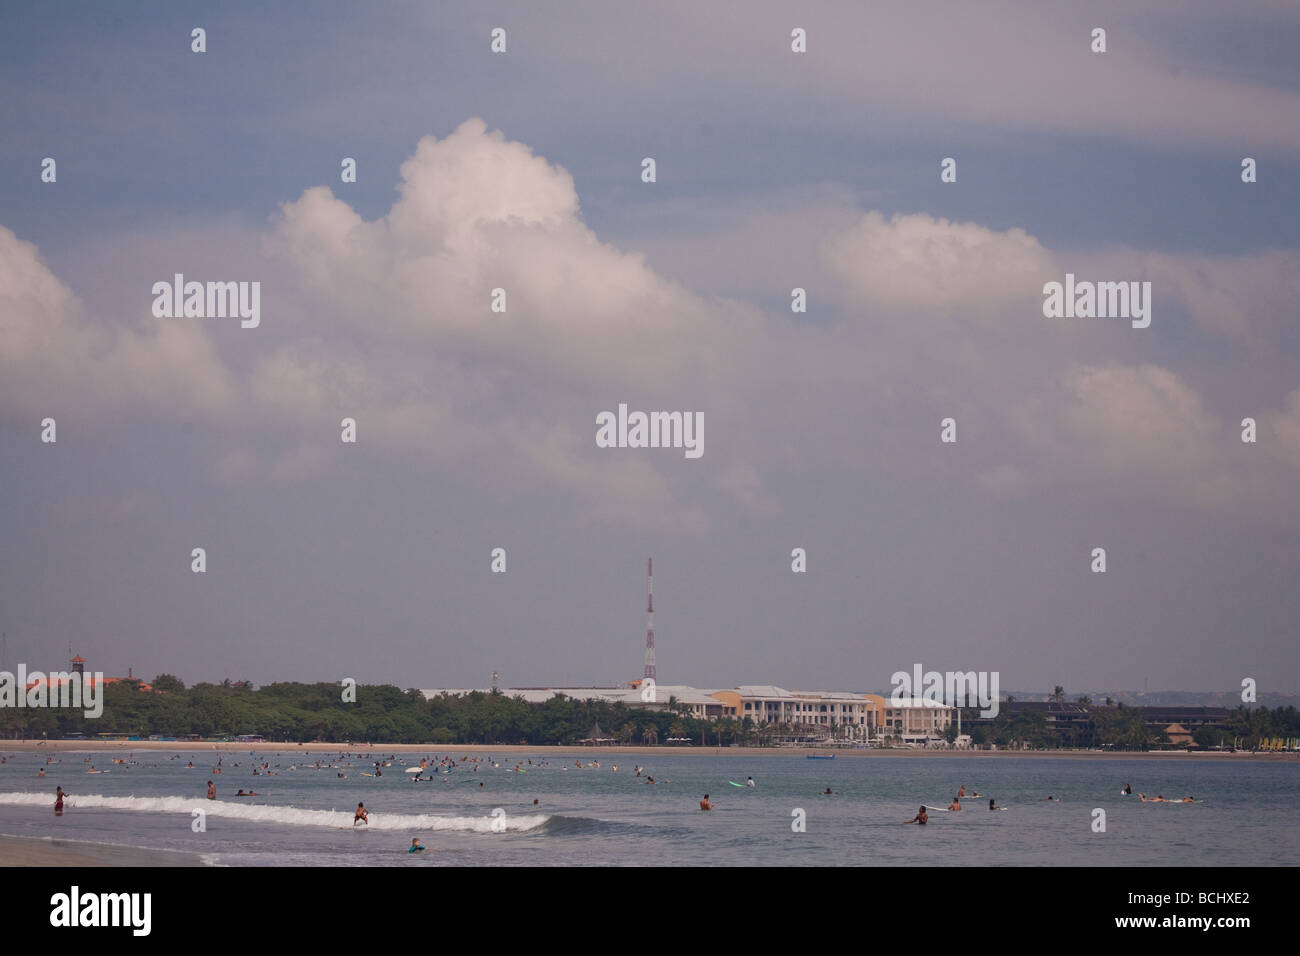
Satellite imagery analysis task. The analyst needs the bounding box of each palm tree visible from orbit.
[1050,685,1065,702]
[642,725,659,746]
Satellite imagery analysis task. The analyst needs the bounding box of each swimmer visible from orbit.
[905,806,928,825]
[1122,782,1132,795]
[354,802,369,825]
[746,777,756,788]
[235,789,247,796]
[988,798,1001,810]
[700,794,714,811]
[207,780,216,800]
[823,788,834,795]
[1041,795,1058,802]
[948,796,962,811]
[409,838,426,853]
[38,768,45,778]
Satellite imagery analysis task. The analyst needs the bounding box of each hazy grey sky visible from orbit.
[2,1,1298,697]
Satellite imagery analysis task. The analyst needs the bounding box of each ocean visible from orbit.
[1,750,1297,866]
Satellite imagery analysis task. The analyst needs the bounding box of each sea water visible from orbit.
[1,750,1296,866]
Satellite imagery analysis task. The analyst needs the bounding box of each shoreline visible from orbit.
[0,833,209,867]
[1,740,1294,760]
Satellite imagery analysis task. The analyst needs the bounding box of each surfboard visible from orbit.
[360,772,374,777]
[923,806,951,812]
[727,781,745,787]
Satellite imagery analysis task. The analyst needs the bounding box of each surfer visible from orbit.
[54,786,65,814]
[409,838,425,853]
[354,802,369,825]
[988,798,1001,810]
[823,788,833,795]
[905,806,928,825]
[1041,795,1058,801]
[746,777,755,788]
[700,794,714,811]
[957,785,966,797]
[948,796,962,811]
[207,780,216,800]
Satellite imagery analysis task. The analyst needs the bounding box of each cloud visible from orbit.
[0,226,236,422]
[3,119,1298,529]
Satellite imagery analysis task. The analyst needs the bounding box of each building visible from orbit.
[735,686,880,741]
[881,697,956,744]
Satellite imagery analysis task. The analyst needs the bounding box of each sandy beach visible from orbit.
[0,833,207,867]
[1,739,1292,759]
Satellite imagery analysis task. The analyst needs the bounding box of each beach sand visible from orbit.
[0,833,207,867]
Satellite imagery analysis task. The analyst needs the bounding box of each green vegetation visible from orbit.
[959,703,1300,751]
[0,677,730,745]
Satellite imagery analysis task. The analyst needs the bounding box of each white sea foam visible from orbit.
[0,792,547,833]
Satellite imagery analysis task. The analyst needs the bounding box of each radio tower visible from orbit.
[643,558,656,681]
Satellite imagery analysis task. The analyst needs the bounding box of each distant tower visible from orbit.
[70,654,85,676]
[491,671,499,692]
[643,558,656,680]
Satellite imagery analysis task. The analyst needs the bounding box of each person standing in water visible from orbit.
[700,794,714,811]
[207,780,216,800]
[54,786,65,815]
[988,798,1001,810]
[746,777,755,788]
[354,802,369,825]
[948,795,962,811]
[905,806,928,825]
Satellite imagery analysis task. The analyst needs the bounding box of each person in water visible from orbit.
[957,785,966,797]
[54,786,65,814]
[905,806,928,825]
[409,838,425,853]
[988,798,1001,810]
[207,780,216,800]
[948,796,962,811]
[354,802,369,825]
[1122,783,1132,794]
[746,777,755,788]
[700,794,713,811]
[823,788,833,795]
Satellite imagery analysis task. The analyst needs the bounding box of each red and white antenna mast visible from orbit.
[643,558,656,680]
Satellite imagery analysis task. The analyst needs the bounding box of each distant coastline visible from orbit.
[2,740,1296,759]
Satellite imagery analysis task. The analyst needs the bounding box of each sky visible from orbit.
[1,1,1298,698]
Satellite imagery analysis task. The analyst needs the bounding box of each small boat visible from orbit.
[806,754,835,760]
